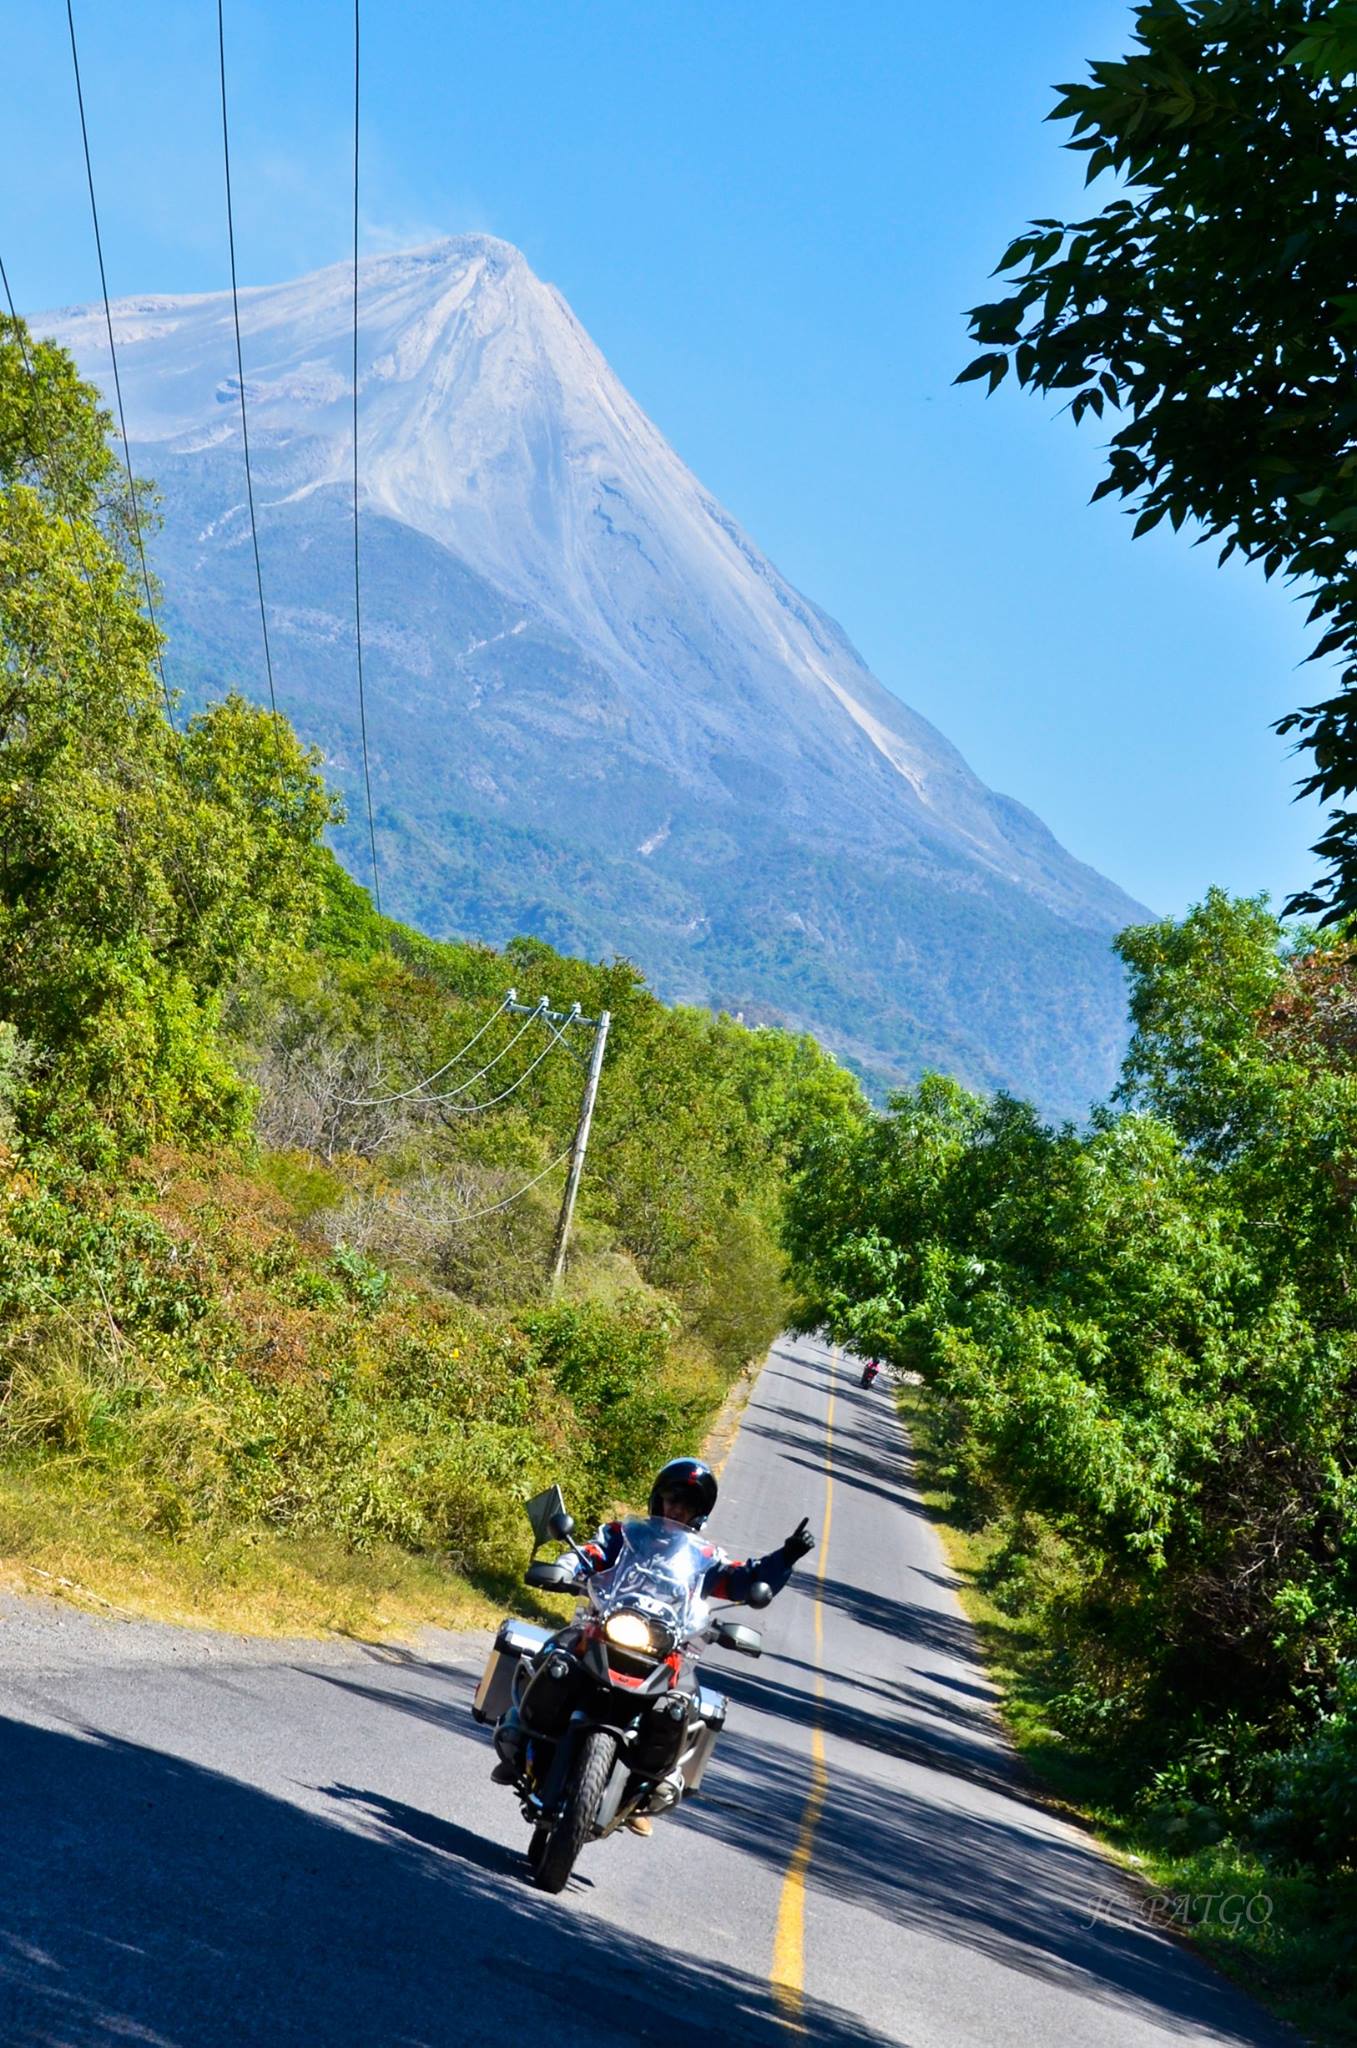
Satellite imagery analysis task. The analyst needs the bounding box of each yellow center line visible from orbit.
[770,1345,836,2028]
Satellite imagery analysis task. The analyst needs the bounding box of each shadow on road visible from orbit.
[814,1574,978,1662]
[683,1342,1285,2047]
[679,1716,1278,2048]
[762,1645,1000,1735]
[0,1333,1288,2048]
[322,1781,525,1875]
[0,1714,900,2048]
[303,1655,489,1749]
[718,1663,1023,1805]
[742,1404,933,1517]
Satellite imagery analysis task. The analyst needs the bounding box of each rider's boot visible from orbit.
[491,1708,525,1784]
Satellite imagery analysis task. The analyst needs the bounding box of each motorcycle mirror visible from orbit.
[716,1621,763,1657]
[747,1581,773,1610]
[548,1510,576,1541]
[525,1483,568,1549]
[525,1559,576,1593]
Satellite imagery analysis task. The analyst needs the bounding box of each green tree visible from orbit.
[0,314,337,1159]
[960,0,1357,919]
[1114,887,1288,1160]
[784,894,1357,1755]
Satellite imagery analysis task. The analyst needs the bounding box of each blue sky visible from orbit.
[0,0,1325,915]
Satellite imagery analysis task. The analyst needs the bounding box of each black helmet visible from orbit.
[649,1457,718,1528]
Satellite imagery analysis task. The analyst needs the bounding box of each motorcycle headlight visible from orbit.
[605,1611,662,1654]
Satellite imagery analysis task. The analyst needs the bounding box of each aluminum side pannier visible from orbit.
[471,1619,552,1724]
[679,1684,728,1796]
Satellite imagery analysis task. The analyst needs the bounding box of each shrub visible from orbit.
[784,893,1357,1805]
[0,1024,32,1144]
[1256,1670,1357,1874]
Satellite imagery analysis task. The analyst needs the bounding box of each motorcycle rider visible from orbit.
[491,1457,815,1829]
[578,1458,814,1600]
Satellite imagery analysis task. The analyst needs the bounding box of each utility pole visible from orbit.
[549,1007,610,1290]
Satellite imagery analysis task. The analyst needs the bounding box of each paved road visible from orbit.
[0,1335,1292,2047]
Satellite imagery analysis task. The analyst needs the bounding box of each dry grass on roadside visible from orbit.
[0,1149,743,1644]
[0,1464,503,1640]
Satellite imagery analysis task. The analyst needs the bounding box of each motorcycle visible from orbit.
[860,1359,881,1388]
[473,1494,769,1892]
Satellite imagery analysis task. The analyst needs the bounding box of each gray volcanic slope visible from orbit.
[39,237,1145,1115]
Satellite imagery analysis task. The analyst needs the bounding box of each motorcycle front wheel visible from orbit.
[529,1727,617,1893]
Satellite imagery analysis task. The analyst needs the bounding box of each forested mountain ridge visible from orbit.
[39,236,1144,1117]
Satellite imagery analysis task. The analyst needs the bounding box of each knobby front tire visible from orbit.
[529,1728,617,1893]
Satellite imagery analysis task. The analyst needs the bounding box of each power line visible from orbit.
[3,255,176,732]
[3,245,209,931]
[59,18,207,925]
[216,0,279,729]
[445,1147,574,1228]
[377,1007,541,1108]
[339,991,515,1107]
[339,996,581,1115]
[0,250,115,742]
[65,0,177,730]
[550,1006,610,1287]
[1,263,33,364]
[351,0,380,912]
[419,1001,556,1104]
[426,1011,578,1114]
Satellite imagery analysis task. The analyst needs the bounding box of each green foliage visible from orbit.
[0,1022,32,1144]
[0,314,338,1162]
[237,853,863,1370]
[518,1296,691,1508]
[329,1243,390,1314]
[1257,1666,1357,1873]
[904,1382,1357,2044]
[786,891,1357,1847]
[1114,889,1289,1159]
[960,0,1357,921]
[0,1157,729,1578]
[0,311,865,1630]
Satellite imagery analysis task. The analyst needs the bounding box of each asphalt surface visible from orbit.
[0,1334,1293,2047]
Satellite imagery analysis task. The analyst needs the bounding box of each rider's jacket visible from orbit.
[572,1521,794,1603]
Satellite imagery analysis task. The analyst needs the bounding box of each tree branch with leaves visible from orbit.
[961,0,1357,917]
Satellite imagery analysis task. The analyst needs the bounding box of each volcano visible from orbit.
[40,236,1144,1114]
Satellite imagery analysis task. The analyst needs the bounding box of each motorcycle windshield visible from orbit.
[588,1517,711,1641]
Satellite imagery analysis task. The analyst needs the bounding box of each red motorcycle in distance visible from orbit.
[860,1359,882,1389]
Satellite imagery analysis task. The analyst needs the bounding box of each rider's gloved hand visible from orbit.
[782,1517,815,1563]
